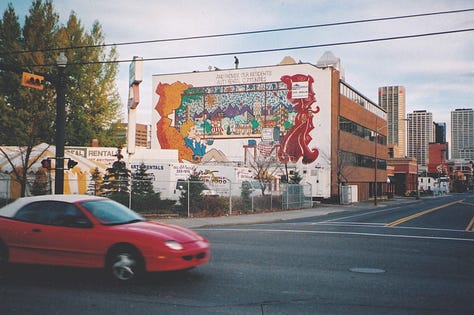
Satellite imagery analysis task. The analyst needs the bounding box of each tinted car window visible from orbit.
[48,203,92,228]
[14,201,92,228]
[14,202,49,224]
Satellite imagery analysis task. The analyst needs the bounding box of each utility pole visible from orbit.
[55,52,67,194]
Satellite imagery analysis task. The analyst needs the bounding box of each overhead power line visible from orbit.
[32,27,474,67]
[2,8,473,56]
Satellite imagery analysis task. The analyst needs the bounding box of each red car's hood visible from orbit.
[113,221,204,243]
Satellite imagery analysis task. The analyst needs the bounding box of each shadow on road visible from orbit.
[1,263,209,292]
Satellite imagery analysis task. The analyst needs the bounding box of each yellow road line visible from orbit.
[465,216,474,232]
[386,200,464,227]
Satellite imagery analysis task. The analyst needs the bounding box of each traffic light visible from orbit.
[41,159,51,170]
[67,159,78,169]
[21,72,44,90]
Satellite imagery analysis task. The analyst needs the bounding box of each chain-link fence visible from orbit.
[0,177,313,216]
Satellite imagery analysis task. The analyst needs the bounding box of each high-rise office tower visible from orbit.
[378,86,406,157]
[451,108,474,159]
[434,122,449,160]
[407,110,434,166]
[434,122,447,144]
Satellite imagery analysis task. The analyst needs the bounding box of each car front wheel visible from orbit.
[107,246,144,282]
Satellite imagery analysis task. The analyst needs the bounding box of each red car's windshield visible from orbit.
[81,199,144,225]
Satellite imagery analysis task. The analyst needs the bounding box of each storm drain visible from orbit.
[349,267,386,274]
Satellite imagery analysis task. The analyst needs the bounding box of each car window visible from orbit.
[48,203,92,228]
[14,201,92,228]
[14,202,49,224]
[81,199,144,225]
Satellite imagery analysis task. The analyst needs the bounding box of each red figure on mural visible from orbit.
[278,74,320,164]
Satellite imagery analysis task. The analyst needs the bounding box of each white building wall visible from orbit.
[151,64,333,198]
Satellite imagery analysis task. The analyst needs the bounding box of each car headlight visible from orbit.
[164,240,183,250]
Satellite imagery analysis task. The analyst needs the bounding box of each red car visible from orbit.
[0,195,210,281]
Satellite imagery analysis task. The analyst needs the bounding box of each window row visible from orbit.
[340,81,386,120]
[339,117,387,145]
[340,150,387,170]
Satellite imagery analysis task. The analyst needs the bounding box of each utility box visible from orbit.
[340,184,358,204]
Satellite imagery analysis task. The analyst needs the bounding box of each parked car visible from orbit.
[0,195,210,282]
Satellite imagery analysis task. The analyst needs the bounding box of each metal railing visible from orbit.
[0,177,313,216]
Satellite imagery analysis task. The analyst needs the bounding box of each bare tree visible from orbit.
[337,151,352,185]
[0,144,50,197]
[247,146,284,196]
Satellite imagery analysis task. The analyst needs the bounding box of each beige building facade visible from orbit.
[378,86,406,158]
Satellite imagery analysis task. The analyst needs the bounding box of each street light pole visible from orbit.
[416,158,420,200]
[374,131,378,206]
[54,52,67,194]
[374,122,387,206]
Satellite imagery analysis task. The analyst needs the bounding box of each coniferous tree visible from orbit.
[87,167,102,195]
[131,163,154,195]
[101,149,130,197]
[178,172,206,214]
[240,180,252,211]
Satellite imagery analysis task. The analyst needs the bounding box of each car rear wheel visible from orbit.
[107,246,144,282]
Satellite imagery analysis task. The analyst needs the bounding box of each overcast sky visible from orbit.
[3,0,473,139]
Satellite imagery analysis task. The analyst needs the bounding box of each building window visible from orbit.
[340,151,386,170]
[339,117,387,145]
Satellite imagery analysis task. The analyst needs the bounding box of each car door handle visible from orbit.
[32,228,41,232]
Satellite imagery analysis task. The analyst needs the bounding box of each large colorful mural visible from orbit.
[278,74,319,164]
[152,64,330,168]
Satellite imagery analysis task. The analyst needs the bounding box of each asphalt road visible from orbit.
[1,193,473,314]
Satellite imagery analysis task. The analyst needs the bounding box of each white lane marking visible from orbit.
[199,227,474,242]
[311,222,468,233]
[321,198,464,224]
[260,220,467,233]
[320,206,407,223]
[312,222,385,226]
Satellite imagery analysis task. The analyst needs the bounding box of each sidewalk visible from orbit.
[156,196,420,228]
